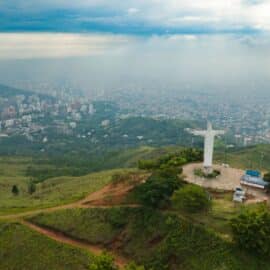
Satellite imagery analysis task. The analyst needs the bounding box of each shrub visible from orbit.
[28,180,36,195]
[230,207,270,255]
[194,168,220,179]
[138,160,158,170]
[89,254,145,270]
[89,253,118,270]
[11,185,19,196]
[135,170,182,208]
[138,148,203,171]
[263,172,270,182]
[172,185,211,213]
[194,168,204,177]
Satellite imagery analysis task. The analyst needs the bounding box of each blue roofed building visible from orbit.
[246,170,261,178]
[241,171,268,189]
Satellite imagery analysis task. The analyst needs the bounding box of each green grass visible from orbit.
[29,207,270,270]
[177,192,243,238]
[215,144,270,172]
[0,162,137,215]
[0,146,183,216]
[0,221,93,270]
[170,190,267,240]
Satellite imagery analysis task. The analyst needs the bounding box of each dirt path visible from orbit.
[80,181,139,206]
[0,181,140,220]
[21,220,127,268]
[0,179,143,269]
[0,181,140,268]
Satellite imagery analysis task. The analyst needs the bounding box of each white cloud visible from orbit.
[168,34,198,41]
[1,1,270,33]
[127,8,139,15]
[0,33,133,59]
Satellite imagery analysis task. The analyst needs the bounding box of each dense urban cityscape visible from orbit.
[1,81,270,147]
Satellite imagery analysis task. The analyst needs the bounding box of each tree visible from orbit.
[11,185,19,196]
[263,172,270,182]
[135,169,182,208]
[28,180,36,195]
[89,253,118,270]
[138,159,158,170]
[230,207,270,255]
[172,185,211,213]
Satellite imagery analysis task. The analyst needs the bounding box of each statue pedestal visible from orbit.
[204,166,213,174]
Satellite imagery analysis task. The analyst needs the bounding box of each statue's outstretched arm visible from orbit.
[214,130,225,136]
[191,130,207,136]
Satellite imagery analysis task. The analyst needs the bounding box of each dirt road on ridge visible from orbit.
[1,181,141,268]
[21,220,127,268]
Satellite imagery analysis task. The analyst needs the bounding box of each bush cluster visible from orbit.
[194,168,221,179]
[138,148,203,171]
[134,169,182,208]
[172,185,211,213]
[89,253,144,270]
[231,207,270,255]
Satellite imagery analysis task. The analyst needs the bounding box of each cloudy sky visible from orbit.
[1,0,270,34]
[0,1,269,95]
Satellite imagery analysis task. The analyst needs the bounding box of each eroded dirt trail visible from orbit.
[0,180,141,220]
[0,180,142,268]
[20,220,128,268]
[1,180,142,268]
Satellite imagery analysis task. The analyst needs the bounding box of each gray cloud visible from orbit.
[0,34,269,97]
[0,0,270,33]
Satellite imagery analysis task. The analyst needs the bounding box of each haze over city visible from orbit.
[0,0,269,97]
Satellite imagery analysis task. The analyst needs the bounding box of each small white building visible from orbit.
[22,115,32,123]
[101,120,110,127]
[5,119,15,127]
[69,122,77,129]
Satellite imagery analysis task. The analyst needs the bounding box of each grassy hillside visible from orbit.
[2,143,270,215]
[0,146,175,182]
[215,144,270,172]
[29,207,270,270]
[0,221,92,270]
[0,163,136,215]
[0,145,188,215]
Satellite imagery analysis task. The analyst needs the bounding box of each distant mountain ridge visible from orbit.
[0,83,35,97]
[0,83,52,99]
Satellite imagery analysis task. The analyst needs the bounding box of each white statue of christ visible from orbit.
[191,122,225,172]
